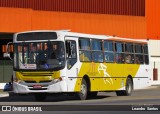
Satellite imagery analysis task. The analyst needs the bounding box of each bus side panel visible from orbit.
[98,63,140,91]
[73,62,150,92]
[67,62,83,92]
[77,62,101,91]
[133,65,152,89]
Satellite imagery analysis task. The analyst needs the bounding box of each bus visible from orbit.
[8,30,151,101]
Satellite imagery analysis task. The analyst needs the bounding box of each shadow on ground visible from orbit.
[0,92,112,102]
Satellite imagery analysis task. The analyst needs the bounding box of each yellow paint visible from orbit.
[74,63,95,91]
[74,78,82,91]
[74,62,140,92]
[16,71,60,83]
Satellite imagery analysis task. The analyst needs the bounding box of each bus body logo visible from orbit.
[98,63,113,85]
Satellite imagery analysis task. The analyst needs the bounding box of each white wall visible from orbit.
[148,40,160,82]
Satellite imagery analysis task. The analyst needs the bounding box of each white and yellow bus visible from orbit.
[10,30,151,101]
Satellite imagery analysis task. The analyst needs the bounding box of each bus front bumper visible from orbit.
[13,80,67,94]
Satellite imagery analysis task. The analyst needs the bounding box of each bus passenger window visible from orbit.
[144,55,149,64]
[125,54,134,64]
[144,44,149,64]
[125,55,131,63]
[115,42,124,53]
[116,53,125,63]
[135,54,144,64]
[104,41,113,51]
[91,40,102,51]
[79,39,90,50]
[103,41,114,63]
[135,56,140,64]
[92,52,103,62]
[135,44,144,64]
[79,38,92,62]
[125,43,133,53]
[135,44,143,53]
[104,52,114,62]
[79,51,91,62]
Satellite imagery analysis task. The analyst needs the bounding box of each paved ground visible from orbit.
[0,86,160,104]
[0,86,160,113]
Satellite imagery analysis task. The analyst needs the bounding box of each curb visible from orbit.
[0,92,9,98]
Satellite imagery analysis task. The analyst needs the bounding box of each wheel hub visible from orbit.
[80,84,86,96]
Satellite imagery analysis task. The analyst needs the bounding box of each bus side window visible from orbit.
[79,38,92,62]
[135,44,144,64]
[115,42,125,63]
[66,40,77,69]
[144,44,149,64]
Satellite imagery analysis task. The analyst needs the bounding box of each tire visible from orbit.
[116,77,133,96]
[34,93,47,101]
[77,79,88,100]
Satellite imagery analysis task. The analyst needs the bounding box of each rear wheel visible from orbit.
[116,77,133,96]
[34,93,47,101]
[77,79,88,100]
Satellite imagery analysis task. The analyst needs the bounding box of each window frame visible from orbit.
[134,43,144,64]
[91,39,104,63]
[124,42,134,64]
[143,44,149,65]
[79,38,92,62]
[103,40,114,63]
[115,41,125,64]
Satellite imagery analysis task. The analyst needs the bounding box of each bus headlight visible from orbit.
[54,77,63,83]
[13,77,22,83]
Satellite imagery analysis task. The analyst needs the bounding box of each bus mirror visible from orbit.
[3,53,10,58]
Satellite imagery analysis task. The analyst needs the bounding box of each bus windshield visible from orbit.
[14,41,65,71]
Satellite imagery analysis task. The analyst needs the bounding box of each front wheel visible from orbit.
[116,77,133,96]
[77,79,88,100]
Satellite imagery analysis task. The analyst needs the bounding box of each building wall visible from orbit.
[148,40,160,82]
[0,0,145,16]
[0,7,147,39]
[146,0,160,39]
[0,0,160,40]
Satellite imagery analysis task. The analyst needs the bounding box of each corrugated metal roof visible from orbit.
[0,0,145,16]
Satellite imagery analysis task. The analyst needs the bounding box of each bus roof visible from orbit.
[14,30,148,43]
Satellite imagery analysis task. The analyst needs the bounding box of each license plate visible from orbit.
[33,85,42,89]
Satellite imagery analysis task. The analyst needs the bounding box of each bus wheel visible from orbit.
[116,77,133,96]
[34,93,47,101]
[77,79,88,100]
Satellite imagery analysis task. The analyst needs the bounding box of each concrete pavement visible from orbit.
[0,85,160,98]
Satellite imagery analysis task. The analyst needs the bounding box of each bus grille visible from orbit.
[21,72,53,76]
[29,88,48,90]
[24,80,52,83]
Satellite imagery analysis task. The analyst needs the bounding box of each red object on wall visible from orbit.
[153,68,158,80]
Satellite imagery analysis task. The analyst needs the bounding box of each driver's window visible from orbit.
[65,40,77,69]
